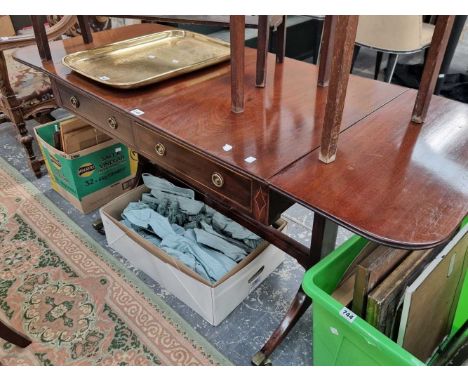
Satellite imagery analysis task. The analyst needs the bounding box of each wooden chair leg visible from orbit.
[317,16,337,87]
[256,16,270,87]
[412,16,455,124]
[18,122,43,178]
[275,16,287,63]
[30,15,51,61]
[319,16,359,164]
[230,16,245,113]
[374,51,383,80]
[0,51,43,178]
[0,320,32,348]
[77,15,93,44]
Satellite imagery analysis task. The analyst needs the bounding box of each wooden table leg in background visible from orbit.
[309,214,339,262]
[275,16,287,64]
[317,15,337,87]
[30,15,51,61]
[230,16,245,113]
[251,215,338,366]
[435,15,467,94]
[0,320,31,348]
[318,16,359,164]
[77,15,94,44]
[412,16,455,124]
[256,16,270,87]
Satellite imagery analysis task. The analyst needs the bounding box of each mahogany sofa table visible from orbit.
[13,23,468,365]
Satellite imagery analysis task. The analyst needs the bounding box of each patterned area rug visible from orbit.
[0,157,230,365]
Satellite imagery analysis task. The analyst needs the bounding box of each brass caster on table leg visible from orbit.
[251,351,273,366]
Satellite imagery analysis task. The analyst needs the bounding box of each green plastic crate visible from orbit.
[451,216,468,335]
[302,236,423,365]
[302,218,468,366]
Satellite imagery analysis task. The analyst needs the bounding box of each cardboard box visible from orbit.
[35,117,138,214]
[62,125,111,154]
[0,16,15,37]
[59,118,110,154]
[100,185,286,325]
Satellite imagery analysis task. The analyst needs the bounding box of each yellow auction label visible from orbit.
[78,163,96,177]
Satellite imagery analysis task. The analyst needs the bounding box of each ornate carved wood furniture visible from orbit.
[0,15,77,177]
[15,18,468,364]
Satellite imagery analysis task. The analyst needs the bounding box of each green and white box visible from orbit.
[35,117,138,214]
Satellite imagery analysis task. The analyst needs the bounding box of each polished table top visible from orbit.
[271,90,468,248]
[14,23,406,181]
[14,23,468,249]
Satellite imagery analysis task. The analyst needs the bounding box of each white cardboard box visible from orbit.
[100,185,286,325]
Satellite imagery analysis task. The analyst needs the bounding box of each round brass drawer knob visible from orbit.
[107,116,118,130]
[211,172,224,188]
[70,96,80,108]
[155,143,166,156]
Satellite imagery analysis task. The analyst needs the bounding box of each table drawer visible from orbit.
[134,123,253,211]
[56,84,134,146]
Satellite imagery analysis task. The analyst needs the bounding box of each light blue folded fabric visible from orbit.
[183,229,237,276]
[142,173,195,199]
[142,190,204,217]
[120,174,263,283]
[194,228,246,262]
[123,205,235,282]
[123,205,174,238]
[121,217,162,247]
[199,221,251,252]
[212,212,261,249]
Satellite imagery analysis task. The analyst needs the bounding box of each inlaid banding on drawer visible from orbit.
[56,84,135,146]
[134,122,253,211]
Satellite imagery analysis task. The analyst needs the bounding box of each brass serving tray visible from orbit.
[62,30,230,89]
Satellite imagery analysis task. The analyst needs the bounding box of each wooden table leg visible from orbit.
[275,16,287,63]
[319,16,359,164]
[256,16,270,87]
[411,16,455,124]
[30,15,51,61]
[251,215,338,365]
[77,15,93,44]
[309,215,338,263]
[230,16,245,113]
[251,286,311,366]
[317,16,337,87]
[0,320,31,348]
